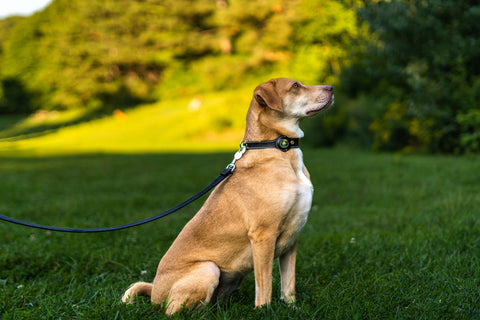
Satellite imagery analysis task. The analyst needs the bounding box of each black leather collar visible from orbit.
[244,136,299,152]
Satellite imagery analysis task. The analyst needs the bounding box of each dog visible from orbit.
[122,78,334,315]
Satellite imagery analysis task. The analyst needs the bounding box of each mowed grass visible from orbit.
[1,148,480,319]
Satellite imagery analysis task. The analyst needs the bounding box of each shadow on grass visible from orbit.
[0,105,137,141]
[0,114,24,133]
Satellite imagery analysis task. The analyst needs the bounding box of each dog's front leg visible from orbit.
[249,233,276,307]
[279,240,297,303]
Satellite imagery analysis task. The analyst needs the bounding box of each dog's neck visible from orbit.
[243,101,304,142]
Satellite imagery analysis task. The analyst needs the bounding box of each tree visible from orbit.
[343,0,480,153]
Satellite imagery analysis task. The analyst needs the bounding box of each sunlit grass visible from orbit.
[0,88,252,155]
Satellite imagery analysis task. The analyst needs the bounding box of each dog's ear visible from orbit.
[254,80,283,112]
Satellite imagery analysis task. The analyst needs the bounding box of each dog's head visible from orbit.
[249,78,334,137]
[254,78,334,116]
[254,78,333,118]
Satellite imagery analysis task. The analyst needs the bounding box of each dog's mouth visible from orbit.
[306,95,334,116]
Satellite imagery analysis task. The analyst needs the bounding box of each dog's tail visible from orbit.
[121,281,153,304]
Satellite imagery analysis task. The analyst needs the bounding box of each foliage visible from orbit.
[2,0,479,154]
[1,149,480,318]
[0,77,35,114]
[0,0,359,114]
[341,0,480,153]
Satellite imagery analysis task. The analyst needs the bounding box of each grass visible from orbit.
[1,94,480,318]
[1,148,480,319]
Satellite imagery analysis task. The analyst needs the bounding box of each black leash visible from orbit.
[0,168,233,233]
[0,136,299,233]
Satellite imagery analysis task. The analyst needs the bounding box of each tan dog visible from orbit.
[122,78,334,315]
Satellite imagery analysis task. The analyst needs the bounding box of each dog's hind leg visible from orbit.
[122,282,153,304]
[164,261,220,315]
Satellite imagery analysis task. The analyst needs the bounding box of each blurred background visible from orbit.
[0,0,479,155]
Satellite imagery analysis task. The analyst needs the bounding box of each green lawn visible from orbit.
[1,148,480,319]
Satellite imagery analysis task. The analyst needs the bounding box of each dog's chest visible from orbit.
[275,150,313,255]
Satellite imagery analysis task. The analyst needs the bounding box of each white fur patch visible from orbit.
[277,117,304,137]
[294,149,313,230]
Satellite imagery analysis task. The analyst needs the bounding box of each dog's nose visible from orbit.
[322,86,333,92]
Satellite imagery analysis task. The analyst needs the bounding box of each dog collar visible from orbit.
[227,136,299,171]
[243,136,299,152]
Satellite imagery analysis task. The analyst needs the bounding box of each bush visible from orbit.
[0,77,35,114]
[341,0,480,153]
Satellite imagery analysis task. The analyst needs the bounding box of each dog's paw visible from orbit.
[121,288,135,304]
[280,295,296,304]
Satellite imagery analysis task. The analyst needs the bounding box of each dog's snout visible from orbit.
[322,86,333,92]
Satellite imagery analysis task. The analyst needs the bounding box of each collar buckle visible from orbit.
[276,136,294,152]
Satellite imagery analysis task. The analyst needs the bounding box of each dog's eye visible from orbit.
[292,82,300,89]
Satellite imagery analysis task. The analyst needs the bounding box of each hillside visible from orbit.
[0,87,253,155]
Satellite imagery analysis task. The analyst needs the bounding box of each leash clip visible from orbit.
[226,144,247,172]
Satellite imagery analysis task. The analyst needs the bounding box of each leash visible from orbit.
[0,136,298,233]
[0,167,234,233]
